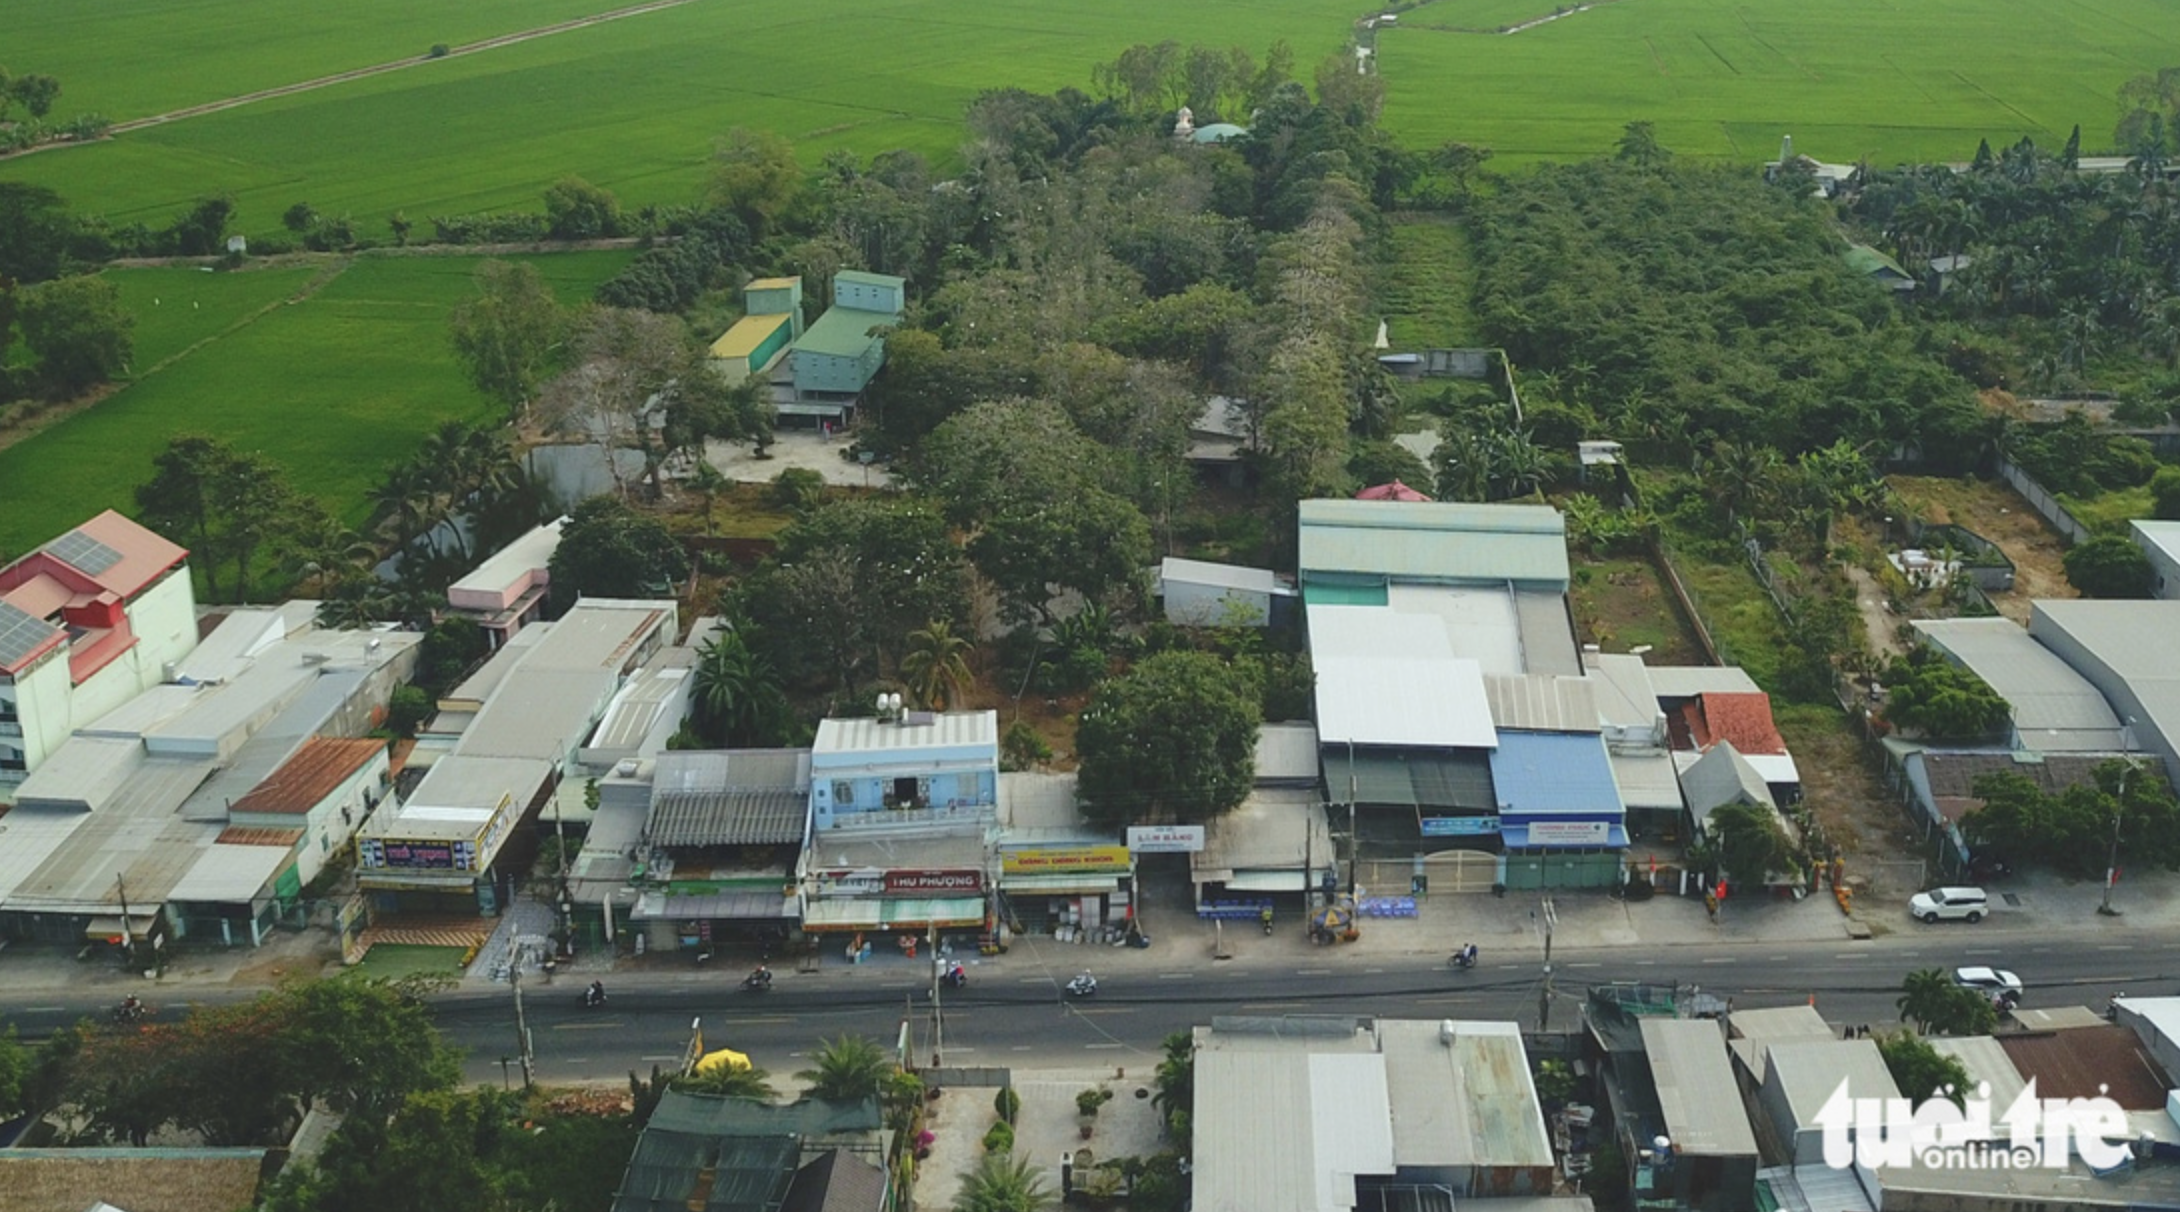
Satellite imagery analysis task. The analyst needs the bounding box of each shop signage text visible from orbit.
[1127,825,1206,853]
[1003,846,1132,874]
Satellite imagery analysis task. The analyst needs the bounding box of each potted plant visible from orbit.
[1076,1086,1112,1139]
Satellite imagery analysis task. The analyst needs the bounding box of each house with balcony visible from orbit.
[444,516,566,648]
[798,708,998,940]
[0,511,198,795]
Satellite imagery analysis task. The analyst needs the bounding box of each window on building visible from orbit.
[833,780,855,807]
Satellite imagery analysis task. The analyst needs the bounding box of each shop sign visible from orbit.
[814,869,885,897]
[361,839,476,870]
[884,869,984,894]
[1420,815,1499,837]
[1002,846,1131,875]
[1127,825,1205,854]
[1524,820,1612,845]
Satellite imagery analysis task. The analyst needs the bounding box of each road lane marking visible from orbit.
[1831,953,1872,960]
[1364,968,1386,974]
[25,1006,65,1013]
[1158,972,1194,980]
[1966,948,2000,955]
[1296,968,1331,976]
[1241,1002,1311,1011]
[1700,958,1736,965]
[552,1022,622,1030]
[1019,978,1052,985]
[1012,1046,1032,1052]
[1568,962,1602,969]
[2100,944,2129,951]
[1086,1043,1123,1050]
[641,1055,678,1061]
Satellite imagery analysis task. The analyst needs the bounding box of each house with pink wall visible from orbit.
[445,517,566,647]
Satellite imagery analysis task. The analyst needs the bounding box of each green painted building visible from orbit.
[791,270,905,398]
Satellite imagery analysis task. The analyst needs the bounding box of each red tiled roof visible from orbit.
[1689,692,1786,755]
[217,826,305,847]
[230,737,386,816]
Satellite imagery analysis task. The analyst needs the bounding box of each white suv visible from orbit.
[1909,886,1989,923]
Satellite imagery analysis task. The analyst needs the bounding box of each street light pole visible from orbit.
[2100,718,2139,918]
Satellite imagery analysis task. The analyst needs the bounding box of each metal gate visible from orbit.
[1357,852,1502,895]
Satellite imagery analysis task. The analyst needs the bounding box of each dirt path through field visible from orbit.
[3,0,697,156]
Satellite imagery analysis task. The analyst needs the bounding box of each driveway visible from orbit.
[704,429,894,489]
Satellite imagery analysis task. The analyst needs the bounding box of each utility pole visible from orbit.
[1537,896,1558,1032]
[2101,718,2139,918]
[929,924,944,1069]
[510,960,535,1090]
[1346,740,1359,896]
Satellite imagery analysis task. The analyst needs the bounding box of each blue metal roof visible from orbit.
[1487,731,1623,818]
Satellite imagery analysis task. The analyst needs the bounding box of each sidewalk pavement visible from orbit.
[8,863,2179,996]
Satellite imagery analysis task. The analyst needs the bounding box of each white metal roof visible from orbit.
[1386,583,1524,674]
[1609,749,1684,811]
[1193,788,1331,879]
[1160,556,1281,596]
[1308,605,1496,749]
[450,517,566,597]
[1914,616,2129,751]
[1645,665,1762,698]
[1926,1035,2028,1119]
[1584,651,1668,738]
[1641,1018,1760,1157]
[168,842,291,904]
[1485,674,1602,732]
[1727,1005,1833,1085]
[1297,499,1570,587]
[1767,1039,1900,1130]
[2134,519,2180,564]
[1381,1018,1554,1168]
[1193,1048,1393,1212]
[813,710,997,756]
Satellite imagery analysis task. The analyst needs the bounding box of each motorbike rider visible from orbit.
[747,965,773,988]
[1260,905,1274,935]
[586,980,607,1006]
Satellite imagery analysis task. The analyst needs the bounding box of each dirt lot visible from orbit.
[1889,474,2076,624]
[1776,703,1929,902]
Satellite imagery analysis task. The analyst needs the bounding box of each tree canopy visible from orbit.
[1076,650,1261,824]
[546,494,689,608]
[1963,759,2180,877]
[1881,649,2012,740]
[2064,535,2156,599]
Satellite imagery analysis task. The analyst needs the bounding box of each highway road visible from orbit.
[8,930,2175,1086]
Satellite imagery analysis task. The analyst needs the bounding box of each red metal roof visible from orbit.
[217,825,306,847]
[1354,480,1434,502]
[229,737,387,816]
[1686,692,1786,755]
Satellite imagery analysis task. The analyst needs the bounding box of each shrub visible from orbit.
[2153,466,2180,522]
[2063,535,2155,600]
[981,1121,1014,1153]
[385,684,433,736]
[427,43,450,58]
[1000,720,1052,772]
[769,466,827,512]
[993,1086,1020,1125]
[1076,1087,1113,1117]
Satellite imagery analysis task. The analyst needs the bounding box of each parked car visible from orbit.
[1955,966,2023,1004]
[1909,886,1989,923]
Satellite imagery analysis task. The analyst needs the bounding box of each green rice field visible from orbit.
[0,0,1371,240]
[1378,0,2180,166]
[0,251,630,556]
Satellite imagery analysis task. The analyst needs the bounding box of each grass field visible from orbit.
[0,0,1369,240]
[105,264,323,374]
[1376,213,1479,349]
[5,0,636,122]
[0,251,630,556]
[1379,0,2180,165]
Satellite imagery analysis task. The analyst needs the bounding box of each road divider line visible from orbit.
[1296,968,1332,976]
[1568,962,1602,969]
[1700,958,1736,965]
[1158,972,1194,980]
[1086,1043,1123,1050]
[1831,953,1872,960]
[552,1022,622,1030]
[640,1055,678,1061]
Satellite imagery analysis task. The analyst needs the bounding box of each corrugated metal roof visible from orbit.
[1194,1049,1392,1212]
[813,711,996,756]
[215,825,303,846]
[1386,583,1525,674]
[1194,788,1331,876]
[2135,519,2180,563]
[1727,1005,1833,1085]
[1914,616,2127,749]
[1679,741,1775,815]
[229,737,383,816]
[1488,731,1621,816]
[1641,1018,1760,1157]
[1514,589,1581,675]
[1160,556,1280,595]
[1926,1035,2029,1115]
[1485,674,1602,732]
[169,843,290,903]
[1309,605,1495,748]
[1297,499,1569,587]
[1767,1040,1899,1129]
[644,749,811,847]
[1609,750,1683,810]
[450,517,565,598]
[1381,1018,1554,1168]
[2028,601,2180,774]
[1586,652,1667,734]
[795,306,893,359]
[708,312,793,360]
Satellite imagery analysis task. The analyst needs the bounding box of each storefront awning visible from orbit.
[1222,871,1309,893]
[1000,873,1123,895]
[801,897,987,932]
[84,915,155,941]
[632,891,799,922]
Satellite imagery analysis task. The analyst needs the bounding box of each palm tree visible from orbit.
[1701,441,1780,525]
[796,1035,893,1103]
[687,460,731,536]
[953,1152,1056,1212]
[900,620,974,711]
[693,629,786,747]
[673,1063,777,1100]
[1896,968,1958,1034]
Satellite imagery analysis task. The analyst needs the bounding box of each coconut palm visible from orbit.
[1894,967,1998,1036]
[693,629,787,747]
[953,1151,1056,1212]
[796,1035,893,1103]
[673,1063,777,1100]
[900,619,974,710]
